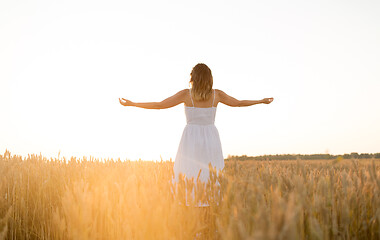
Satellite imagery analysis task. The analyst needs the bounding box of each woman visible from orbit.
[119,63,273,193]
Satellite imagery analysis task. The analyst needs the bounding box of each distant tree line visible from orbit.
[226,152,380,161]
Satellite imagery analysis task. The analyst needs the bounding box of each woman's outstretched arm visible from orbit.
[119,89,187,109]
[218,90,273,107]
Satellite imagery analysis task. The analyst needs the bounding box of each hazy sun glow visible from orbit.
[1,0,379,160]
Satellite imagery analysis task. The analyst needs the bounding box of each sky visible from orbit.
[1,0,379,161]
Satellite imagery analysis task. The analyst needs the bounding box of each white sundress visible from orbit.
[172,89,224,206]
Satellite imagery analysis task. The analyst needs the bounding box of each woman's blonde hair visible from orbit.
[189,63,213,101]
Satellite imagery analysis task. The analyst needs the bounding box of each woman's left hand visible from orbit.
[119,98,134,106]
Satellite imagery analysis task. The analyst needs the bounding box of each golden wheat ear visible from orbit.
[196,169,202,182]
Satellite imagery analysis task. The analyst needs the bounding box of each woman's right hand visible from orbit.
[119,98,134,106]
[262,98,274,104]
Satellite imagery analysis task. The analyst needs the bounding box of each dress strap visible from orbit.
[212,89,215,107]
[189,89,194,107]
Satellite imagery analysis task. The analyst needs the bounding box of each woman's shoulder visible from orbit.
[214,89,225,95]
[176,89,190,95]
[213,89,229,101]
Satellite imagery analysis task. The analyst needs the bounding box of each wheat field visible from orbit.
[0,151,379,240]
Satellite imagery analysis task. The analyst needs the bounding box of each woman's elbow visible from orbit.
[231,100,243,107]
[155,102,173,109]
[154,102,165,109]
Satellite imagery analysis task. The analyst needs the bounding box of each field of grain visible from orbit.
[0,151,379,240]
